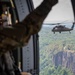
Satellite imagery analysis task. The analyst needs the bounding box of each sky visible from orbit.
[32,0,74,23]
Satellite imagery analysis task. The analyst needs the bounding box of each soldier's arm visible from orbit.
[14,0,58,44]
[22,0,58,34]
[0,0,58,55]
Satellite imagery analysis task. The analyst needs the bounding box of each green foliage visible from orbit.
[39,26,75,75]
[40,66,73,75]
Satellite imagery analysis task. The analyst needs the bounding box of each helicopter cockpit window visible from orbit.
[32,0,75,75]
[0,0,18,27]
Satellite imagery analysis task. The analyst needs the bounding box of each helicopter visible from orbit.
[44,22,75,34]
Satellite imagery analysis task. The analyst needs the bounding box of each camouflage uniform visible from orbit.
[0,0,58,75]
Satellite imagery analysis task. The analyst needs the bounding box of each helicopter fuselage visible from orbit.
[52,25,74,33]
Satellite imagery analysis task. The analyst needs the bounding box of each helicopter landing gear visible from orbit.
[69,31,71,34]
[53,32,55,34]
[59,31,61,33]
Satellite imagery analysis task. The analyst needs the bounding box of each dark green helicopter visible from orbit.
[44,22,75,34]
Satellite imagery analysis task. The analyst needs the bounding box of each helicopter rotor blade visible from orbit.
[43,23,56,25]
[43,20,73,25]
[43,23,66,25]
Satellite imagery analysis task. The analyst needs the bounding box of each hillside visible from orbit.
[39,25,75,75]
